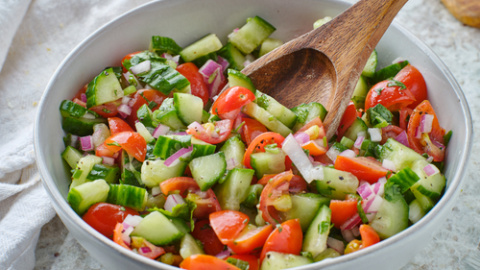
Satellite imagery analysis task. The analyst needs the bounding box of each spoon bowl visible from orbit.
[242,0,408,138]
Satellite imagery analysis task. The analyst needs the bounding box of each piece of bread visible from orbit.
[441,0,480,28]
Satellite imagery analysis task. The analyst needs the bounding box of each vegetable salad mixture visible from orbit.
[60,15,450,270]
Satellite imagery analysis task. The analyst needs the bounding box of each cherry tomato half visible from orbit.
[394,64,428,109]
[177,63,210,105]
[211,86,255,118]
[83,202,139,238]
[365,80,416,112]
[104,131,147,162]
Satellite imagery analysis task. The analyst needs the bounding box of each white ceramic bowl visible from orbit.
[34,0,472,269]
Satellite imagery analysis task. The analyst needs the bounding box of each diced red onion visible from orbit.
[368,128,382,142]
[80,136,94,151]
[215,249,231,259]
[102,156,115,166]
[118,104,132,118]
[170,131,188,136]
[130,60,151,75]
[341,228,356,243]
[164,146,193,167]
[294,132,310,145]
[363,194,383,215]
[326,147,341,164]
[226,158,238,170]
[152,124,170,138]
[164,194,185,212]
[423,164,440,176]
[122,96,132,104]
[357,183,373,200]
[354,135,365,149]
[140,246,152,254]
[395,131,410,147]
[217,56,230,72]
[188,122,205,133]
[419,114,434,133]
[339,149,356,159]
[80,93,87,103]
[327,237,345,254]
[382,159,397,172]
[199,60,223,78]
[151,186,162,197]
[210,69,226,97]
[340,214,362,230]
[219,108,241,120]
[415,126,422,139]
[373,177,386,196]
[227,28,239,39]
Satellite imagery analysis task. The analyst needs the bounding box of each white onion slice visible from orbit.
[282,134,323,183]
[326,147,341,164]
[368,128,382,142]
[382,159,397,172]
[327,237,345,254]
[102,156,115,166]
[339,149,356,159]
[118,104,132,118]
[420,114,434,133]
[164,194,185,212]
[130,60,151,75]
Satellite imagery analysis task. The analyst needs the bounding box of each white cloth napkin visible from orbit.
[0,1,151,269]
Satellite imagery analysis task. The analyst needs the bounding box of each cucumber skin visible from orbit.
[67,179,110,215]
[302,205,331,257]
[189,152,227,191]
[131,211,184,245]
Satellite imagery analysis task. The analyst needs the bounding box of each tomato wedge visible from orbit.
[243,132,285,169]
[240,118,268,145]
[259,219,303,262]
[259,171,293,225]
[227,224,274,254]
[365,79,416,111]
[83,202,139,239]
[211,86,256,118]
[359,224,380,248]
[209,210,250,245]
[192,219,225,255]
[108,117,134,134]
[125,89,168,127]
[334,155,388,184]
[329,197,358,228]
[113,223,131,249]
[394,64,428,109]
[177,63,210,105]
[160,177,200,197]
[407,100,445,161]
[104,131,147,162]
[187,119,233,144]
[180,254,241,270]
[336,101,358,139]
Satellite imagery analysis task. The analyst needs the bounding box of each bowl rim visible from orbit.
[34,0,473,269]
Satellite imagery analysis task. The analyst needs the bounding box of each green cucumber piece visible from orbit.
[137,59,190,95]
[281,193,331,232]
[361,50,378,78]
[179,233,204,259]
[219,135,245,170]
[250,151,286,179]
[131,211,184,245]
[351,75,368,110]
[107,184,147,211]
[153,135,191,160]
[61,146,83,169]
[86,67,124,108]
[316,167,359,199]
[408,199,426,224]
[302,205,332,257]
[379,138,426,172]
[191,138,216,159]
[120,150,144,187]
[259,38,283,57]
[242,102,292,137]
[67,179,110,215]
[260,252,312,270]
[410,159,445,200]
[173,93,204,125]
[180,33,223,62]
[149,36,182,55]
[255,90,297,128]
[291,102,328,132]
[218,43,245,71]
[227,69,255,93]
[343,117,368,142]
[214,168,254,211]
[372,60,409,84]
[370,196,409,239]
[242,184,264,208]
[60,100,106,136]
[189,152,227,191]
[86,164,120,184]
[313,16,332,29]
[229,16,276,54]
[70,155,103,189]
[141,159,187,188]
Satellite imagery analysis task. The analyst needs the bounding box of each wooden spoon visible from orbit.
[241,0,408,138]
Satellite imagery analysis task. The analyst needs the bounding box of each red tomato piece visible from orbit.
[380,125,405,145]
[209,210,250,245]
[211,86,256,118]
[359,224,380,248]
[192,219,225,255]
[187,119,233,144]
[241,118,268,145]
[125,89,168,127]
[82,202,139,239]
[336,101,358,139]
[188,189,222,219]
[243,132,285,169]
[104,131,147,162]
[365,80,416,112]
[407,100,445,161]
[113,223,131,249]
[259,219,303,262]
[177,63,210,105]
[160,177,199,197]
[394,64,428,109]
[329,196,358,228]
[399,107,413,130]
[108,117,134,134]
[180,254,241,270]
[334,155,389,184]
[259,171,293,225]
[89,101,120,118]
[72,98,87,108]
[227,224,274,254]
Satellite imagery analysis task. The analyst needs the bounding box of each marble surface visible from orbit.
[34,0,480,269]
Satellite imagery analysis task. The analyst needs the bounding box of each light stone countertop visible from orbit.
[34,0,480,269]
